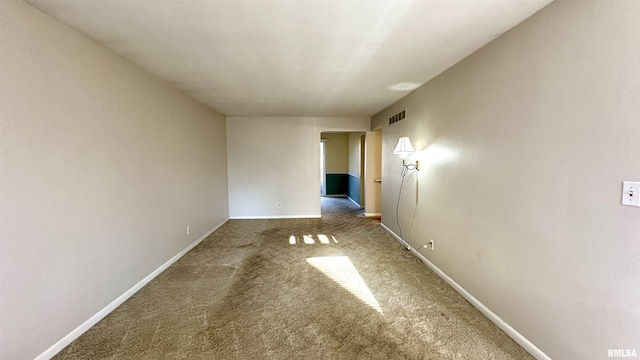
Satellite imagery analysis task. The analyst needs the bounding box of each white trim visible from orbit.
[364,212,381,217]
[36,218,229,360]
[230,215,322,219]
[380,223,551,360]
[347,196,361,207]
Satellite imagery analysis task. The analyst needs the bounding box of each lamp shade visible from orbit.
[393,137,415,159]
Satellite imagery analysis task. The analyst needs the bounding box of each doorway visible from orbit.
[363,129,382,217]
[320,132,364,209]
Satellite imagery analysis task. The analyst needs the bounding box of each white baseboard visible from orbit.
[380,223,551,360]
[230,215,322,219]
[36,218,229,360]
[347,197,362,207]
[364,212,381,217]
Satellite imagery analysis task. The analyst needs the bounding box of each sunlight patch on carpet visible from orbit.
[303,235,315,244]
[289,234,339,245]
[306,256,383,314]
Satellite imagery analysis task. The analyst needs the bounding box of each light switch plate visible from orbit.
[622,181,640,207]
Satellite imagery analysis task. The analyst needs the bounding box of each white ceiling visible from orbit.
[25,0,553,117]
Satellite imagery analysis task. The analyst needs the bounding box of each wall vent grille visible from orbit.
[389,109,406,125]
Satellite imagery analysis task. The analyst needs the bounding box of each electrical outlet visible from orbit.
[277,202,283,208]
[422,240,434,251]
[186,226,191,235]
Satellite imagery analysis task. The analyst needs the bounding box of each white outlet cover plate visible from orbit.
[622,181,640,207]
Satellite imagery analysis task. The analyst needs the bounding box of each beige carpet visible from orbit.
[53,197,533,359]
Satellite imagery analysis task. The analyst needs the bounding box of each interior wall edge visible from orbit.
[379,224,551,360]
[34,218,229,360]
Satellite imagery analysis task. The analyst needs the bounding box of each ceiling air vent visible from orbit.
[389,109,406,125]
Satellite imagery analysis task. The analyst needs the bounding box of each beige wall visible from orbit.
[0,1,229,359]
[322,133,348,173]
[347,133,364,176]
[227,117,369,218]
[372,1,640,358]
